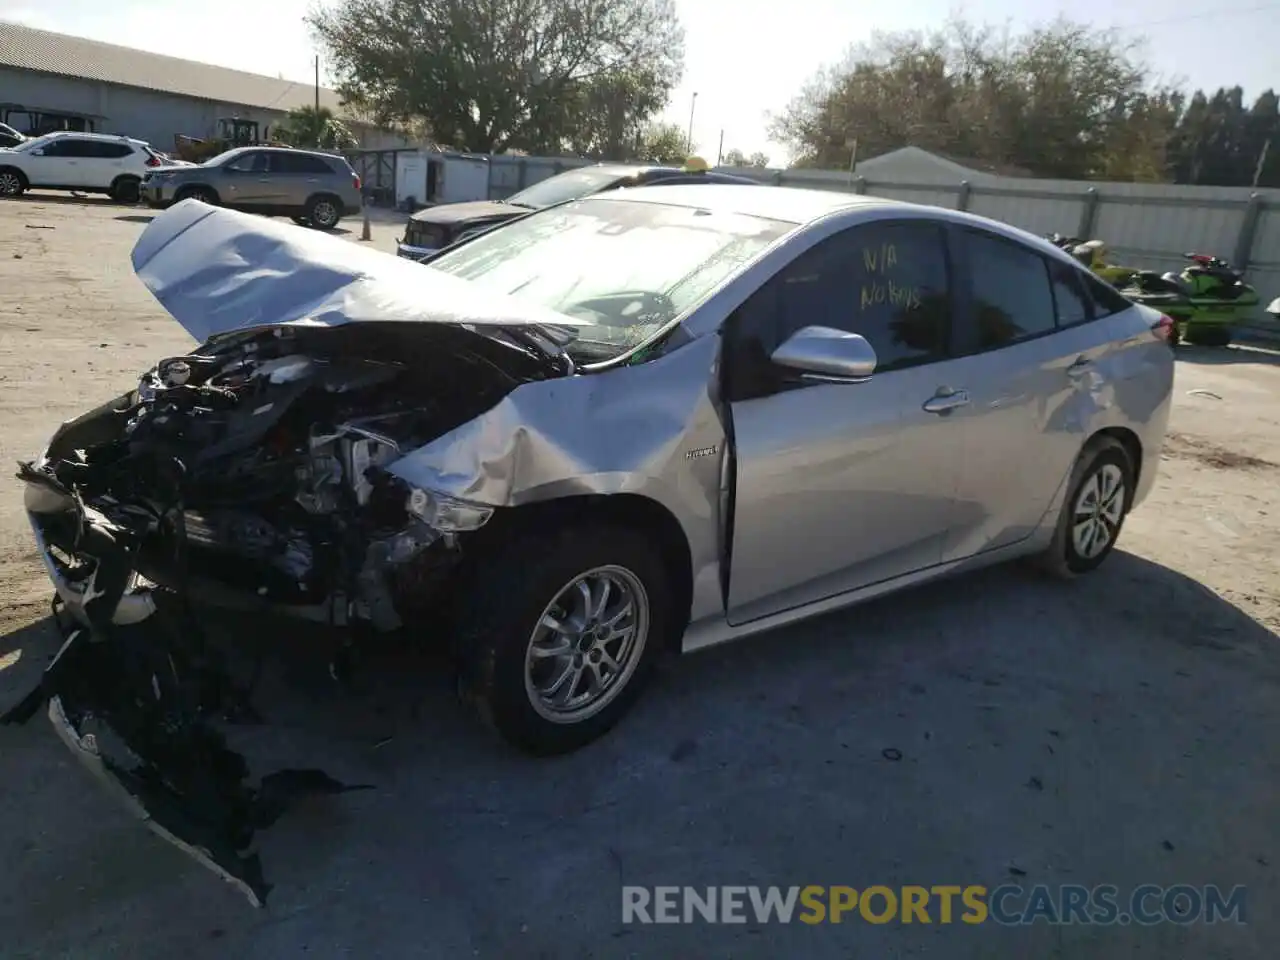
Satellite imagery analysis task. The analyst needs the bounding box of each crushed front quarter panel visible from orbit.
[387,333,730,623]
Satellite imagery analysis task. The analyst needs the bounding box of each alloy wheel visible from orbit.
[524,565,650,724]
[1071,463,1126,560]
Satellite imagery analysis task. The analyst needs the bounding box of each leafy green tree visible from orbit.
[638,122,690,163]
[274,105,358,150]
[309,0,684,154]
[722,148,770,167]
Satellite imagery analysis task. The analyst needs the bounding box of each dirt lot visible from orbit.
[1,193,1278,959]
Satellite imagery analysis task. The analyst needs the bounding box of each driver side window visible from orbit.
[725,220,953,400]
[224,152,266,174]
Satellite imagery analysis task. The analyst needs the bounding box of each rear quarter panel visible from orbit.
[1085,304,1175,507]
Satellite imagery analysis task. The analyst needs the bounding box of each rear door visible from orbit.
[268,151,333,208]
[80,140,136,188]
[939,229,1113,561]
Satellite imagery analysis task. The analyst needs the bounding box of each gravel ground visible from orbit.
[0,193,1278,960]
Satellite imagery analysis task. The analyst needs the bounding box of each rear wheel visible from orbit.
[0,167,27,197]
[109,175,141,204]
[1185,325,1232,347]
[455,523,674,755]
[304,195,341,230]
[1035,437,1134,579]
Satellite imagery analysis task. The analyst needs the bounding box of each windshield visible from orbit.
[0,122,22,140]
[201,149,243,167]
[9,135,47,152]
[427,197,794,362]
[503,168,637,210]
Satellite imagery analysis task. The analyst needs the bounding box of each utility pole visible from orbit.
[314,55,321,148]
[846,137,858,188]
[1253,138,1271,189]
[716,129,724,166]
[686,92,698,154]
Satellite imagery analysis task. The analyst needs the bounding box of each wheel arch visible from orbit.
[476,493,694,651]
[175,182,220,203]
[1088,426,1142,503]
[0,164,29,188]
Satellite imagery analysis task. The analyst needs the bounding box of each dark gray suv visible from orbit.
[140,146,363,230]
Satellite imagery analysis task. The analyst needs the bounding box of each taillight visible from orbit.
[1152,314,1175,342]
[352,172,362,191]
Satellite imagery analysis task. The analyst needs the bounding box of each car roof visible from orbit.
[589,183,1085,261]
[588,183,893,225]
[221,145,342,159]
[37,129,147,145]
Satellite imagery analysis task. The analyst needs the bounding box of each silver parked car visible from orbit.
[139,146,363,230]
[11,189,1174,903]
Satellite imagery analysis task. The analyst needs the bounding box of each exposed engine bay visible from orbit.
[3,320,567,906]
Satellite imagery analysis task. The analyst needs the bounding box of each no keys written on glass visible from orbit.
[860,243,922,312]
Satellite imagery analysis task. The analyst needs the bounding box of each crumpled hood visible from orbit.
[131,199,589,345]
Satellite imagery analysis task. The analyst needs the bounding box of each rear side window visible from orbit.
[1081,272,1134,318]
[1048,260,1092,327]
[272,152,336,174]
[83,141,133,158]
[963,230,1056,349]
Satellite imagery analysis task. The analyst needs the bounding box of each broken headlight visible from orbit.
[404,488,493,533]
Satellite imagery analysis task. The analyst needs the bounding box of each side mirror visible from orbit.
[770,325,877,383]
[29,148,44,156]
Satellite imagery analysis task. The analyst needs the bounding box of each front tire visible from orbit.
[0,167,28,197]
[1035,437,1134,579]
[455,524,674,755]
[175,185,217,206]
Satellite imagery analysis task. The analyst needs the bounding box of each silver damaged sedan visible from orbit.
[10,188,1174,903]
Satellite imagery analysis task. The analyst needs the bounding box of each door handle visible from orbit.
[1067,356,1095,378]
[923,388,970,414]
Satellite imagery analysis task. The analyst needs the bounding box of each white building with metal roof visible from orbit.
[0,20,403,152]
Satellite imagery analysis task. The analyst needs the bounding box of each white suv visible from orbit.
[0,131,163,203]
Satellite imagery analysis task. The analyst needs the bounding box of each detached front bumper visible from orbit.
[8,461,372,907]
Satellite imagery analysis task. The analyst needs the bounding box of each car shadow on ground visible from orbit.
[114,214,155,224]
[2,192,129,208]
[0,549,1276,956]
[3,547,1275,786]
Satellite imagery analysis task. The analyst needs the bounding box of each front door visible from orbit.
[723,219,968,626]
[33,136,92,187]
[219,151,276,208]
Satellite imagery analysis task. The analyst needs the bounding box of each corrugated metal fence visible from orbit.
[493,156,1280,311]
[357,149,1280,316]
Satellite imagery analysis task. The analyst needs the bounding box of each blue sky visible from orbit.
[2,0,1277,163]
